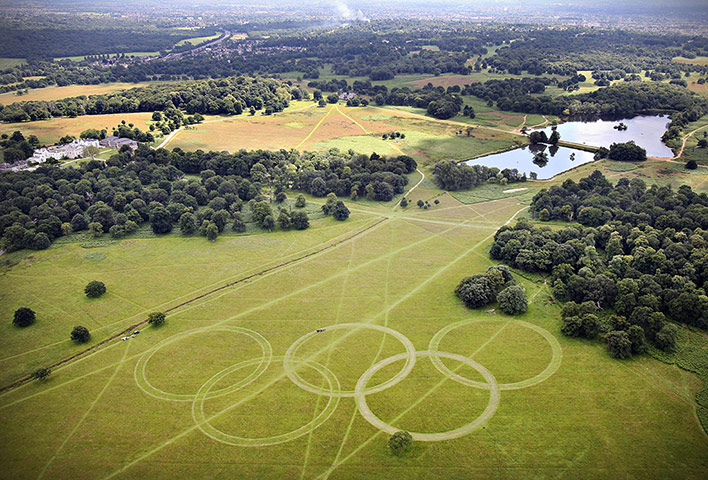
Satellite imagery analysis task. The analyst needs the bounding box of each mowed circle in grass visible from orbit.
[355,351,500,442]
[428,319,562,390]
[134,326,272,402]
[283,323,416,398]
[193,356,340,447]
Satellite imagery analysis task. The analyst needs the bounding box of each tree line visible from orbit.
[0,145,414,251]
[0,76,304,123]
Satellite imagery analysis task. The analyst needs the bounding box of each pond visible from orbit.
[465,145,596,180]
[537,115,673,158]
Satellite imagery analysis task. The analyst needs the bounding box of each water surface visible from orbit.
[538,115,672,157]
[466,145,596,180]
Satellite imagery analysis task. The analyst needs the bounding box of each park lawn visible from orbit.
[0,113,155,146]
[166,104,522,164]
[0,194,707,479]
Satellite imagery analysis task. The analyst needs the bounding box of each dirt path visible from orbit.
[672,124,708,160]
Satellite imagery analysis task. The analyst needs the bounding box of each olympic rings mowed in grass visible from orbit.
[354,350,500,442]
[134,326,272,402]
[132,319,561,447]
[193,356,341,447]
[428,319,562,391]
[283,323,417,398]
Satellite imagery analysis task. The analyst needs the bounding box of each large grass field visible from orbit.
[166,103,525,166]
[1,178,708,479]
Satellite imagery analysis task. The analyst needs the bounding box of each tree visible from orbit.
[88,222,103,238]
[388,431,413,456]
[262,215,275,232]
[292,211,310,230]
[83,145,100,160]
[322,193,338,215]
[205,221,219,241]
[455,275,496,308]
[33,367,51,381]
[295,195,306,208]
[150,206,173,234]
[70,213,89,232]
[148,311,166,326]
[85,280,106,298]
[400,198,408,207]
[497,285,528,315]
[548,129,560,145]
[278,210,292,230]
[686,160,698,170]
[417,199,424,208]
[606,330,632,359]
[627,325,647,354]
[232,212,247,233]
[697,138,707,148]
[13,307,36,328]
[251,201,272,226]
[654,324,678,352]
[332,201,350,221]
[179,212,198,235]
[71,325,91,343]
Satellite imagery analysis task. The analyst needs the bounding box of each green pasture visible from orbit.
[0,58,27,69]
[0,188,707,479]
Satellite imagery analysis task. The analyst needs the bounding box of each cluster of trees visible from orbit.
[607,141,647,162]
[0,144,414,251]
[455,265,528,315]
[0,76,304,123]
[433,160,527,191]
[1,131,39,164]
[529,170,708,228]
[489,172,708,352]
[464,80,707,120]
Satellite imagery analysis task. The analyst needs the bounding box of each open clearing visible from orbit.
[166,103,525,165]
[1,185,707,479]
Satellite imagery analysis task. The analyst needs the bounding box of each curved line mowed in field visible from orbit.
[0,216,386,395]
[99,205,529,480]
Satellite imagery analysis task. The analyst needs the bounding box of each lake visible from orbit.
[465,145,596,180]
[538,115,673,157]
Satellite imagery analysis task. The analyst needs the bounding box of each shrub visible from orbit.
[295,194,307,208]
[13,307,36,327]
[84,280,106,298]
[33,367,51,381]
[71,325,91,343]
[148,312,166,327]
[655,324,678,352]
[686,160,698,170]
[388,431,413,456]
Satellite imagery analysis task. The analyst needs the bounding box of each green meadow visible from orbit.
[1,182,707,479]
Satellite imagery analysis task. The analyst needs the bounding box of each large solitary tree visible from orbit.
[71,325,91,343]
[13,307,36,328]
[84,280,106,298]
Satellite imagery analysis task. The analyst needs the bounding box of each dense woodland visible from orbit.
[0,146,413,251]
[490,172,708,355]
